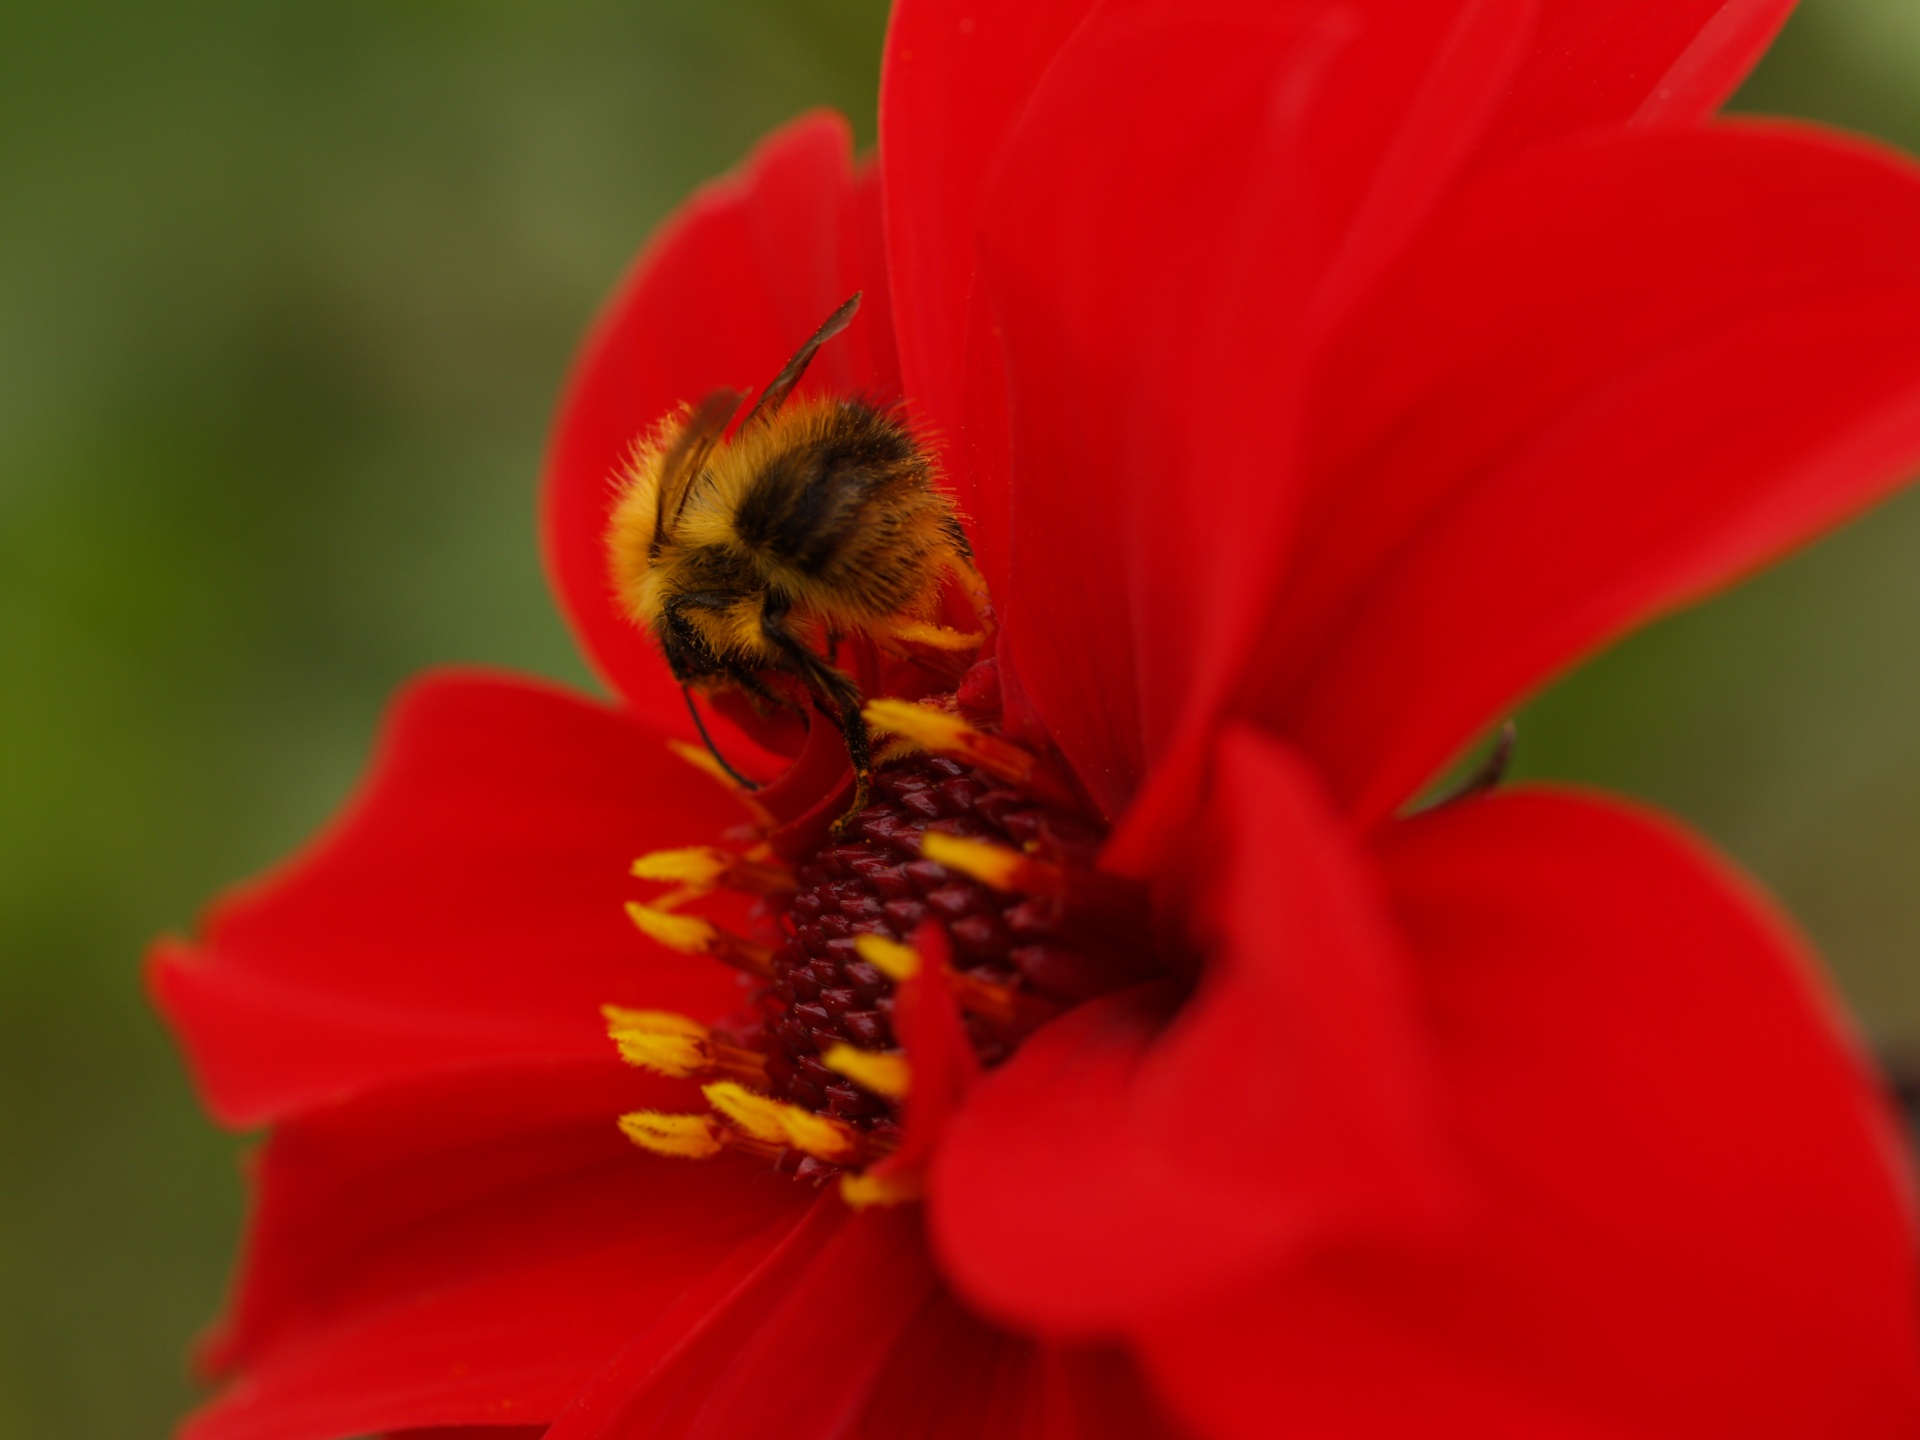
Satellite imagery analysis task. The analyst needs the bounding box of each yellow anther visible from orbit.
[863,697,1074,806]
[614,1031,707,1078]
[702,1082,861,1163]
[602,1004,707,1036]
[625,902,773,976]
[853,932,921,982]
[632,845,793,897]
[873,735,926,767]
[625,902,718,955]
[840,1167,924,1209]
[601,1005,767,1084]
[888,620,986,651]
[863,698,977,754]
[920,832,1030,891]
[823,1043,911,1101]
[631,846,732,886]
[618,1110,724,1160]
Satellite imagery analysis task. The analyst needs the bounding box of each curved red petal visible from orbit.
[931,726,1462,1332]
[880,0,1102,595]
[150,671,744,1126]
[1477,0,1794,169]
[1140,790,1920,1439]
[1248,124,1920,822]
[852,1293,1185,1440]
[541,110,897,721]
[550,1194,1183,1440]
[546,1202,935,1440]
[184,1060,814,1440]
[971,0,1530,829]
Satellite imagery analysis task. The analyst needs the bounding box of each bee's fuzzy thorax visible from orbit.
[605,391,973,678]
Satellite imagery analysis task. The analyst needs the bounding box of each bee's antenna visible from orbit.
[740,292,862,430]
[683,685,763,792]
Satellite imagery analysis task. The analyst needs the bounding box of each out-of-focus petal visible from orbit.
[881,0,1103,591]
[541,111,897,722]
[544,1202,935,1439]
[930,726,1460,1331]
[1477,0,1794,168]
[1247,124,1920,822]
[184,1061,814,1440]
[548,1196,1185,1440]
[150,673,744,1126]
[972,0,1531,832]
[1140,790,1920,1440]
[852,1292,1185,1440]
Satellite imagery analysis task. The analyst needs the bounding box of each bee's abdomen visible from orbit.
[731,402,957,617]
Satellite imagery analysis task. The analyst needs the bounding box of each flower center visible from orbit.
[604,683,1153,1206]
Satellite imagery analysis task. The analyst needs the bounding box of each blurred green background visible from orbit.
[2,1,1918,1434]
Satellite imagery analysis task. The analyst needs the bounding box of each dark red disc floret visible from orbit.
[739,750,1139,1129]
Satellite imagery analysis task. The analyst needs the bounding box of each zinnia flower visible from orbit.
[155,2,1920,1436]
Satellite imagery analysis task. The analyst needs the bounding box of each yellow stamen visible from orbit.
[839,1167,924,1209]
[920,832,1064,895]
[603,1006,710,1079]
[823,1043,911,1101]
[603,1005,768,1084]
[631,846,731,886]
[632,845,794,897]
[852,929,1054,1030]
[888,620,987,651]
[602,1004,707,1036]
[626,902,718,954]
[618,1110,724,1160]
[863,699,1075,807]
[873,736,926,767]
[862,698,977,755]
[702,1081,862,1163]
[951,969,1061,1028]
[853,931,921,982]
[625,902,773,976]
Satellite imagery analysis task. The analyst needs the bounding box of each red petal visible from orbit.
[1478,0,1794,167]
[866,920,978,1185]
[880,0,1103,593]
[971,0,1530,829]
[551,1195,1183,1440]
[1141,790,1920,1439]
[546,1202,937,1439]
[150,672,744,1126]
[851,1293,1184,1440]
[185,1060,815,1440]
[1250,125,1920,822]
[540,111,897,721]
[930,726,1461,1332]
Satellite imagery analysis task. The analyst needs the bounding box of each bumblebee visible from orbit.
[608,294,976,818]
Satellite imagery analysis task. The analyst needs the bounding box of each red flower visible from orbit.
[154,2,1920,1436]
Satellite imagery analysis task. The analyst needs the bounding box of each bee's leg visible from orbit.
[759,606,871,830]
[681,684,762,792]
[795,666,872,832]
[825,680,872,832]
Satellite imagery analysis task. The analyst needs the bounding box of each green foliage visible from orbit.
[0,3,888,1433]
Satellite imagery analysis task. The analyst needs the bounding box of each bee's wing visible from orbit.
[654,388,744,545]
[739,292,862,430]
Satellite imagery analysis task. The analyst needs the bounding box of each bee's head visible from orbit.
[608,390,744,635]
[655,603,721,687]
